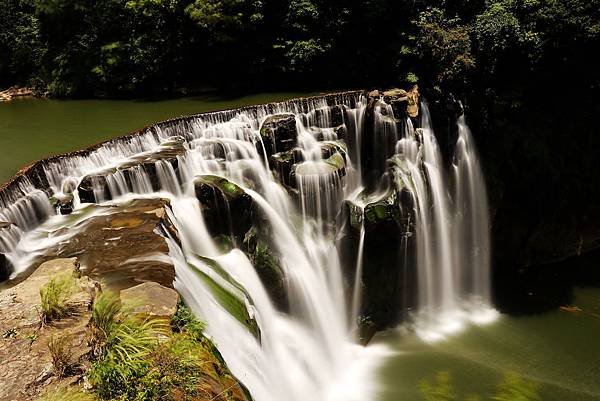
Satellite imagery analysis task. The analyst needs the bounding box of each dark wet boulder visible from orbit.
[269,148,304,189]
[0,252,12,281]
[49,193,75,215]
[331,105,345,127]
[259,113,298,156]
[77,174,110,203]
[194,175,254,243]
[338,181,416,330]
[243,227,288,310]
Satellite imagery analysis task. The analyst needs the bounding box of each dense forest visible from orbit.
[1,0,599,99]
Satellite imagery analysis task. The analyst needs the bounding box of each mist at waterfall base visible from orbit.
[1,93,497,401]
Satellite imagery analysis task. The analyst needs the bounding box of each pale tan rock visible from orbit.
[120,281,179,320]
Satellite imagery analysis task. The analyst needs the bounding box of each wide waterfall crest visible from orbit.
[0,90,496,400]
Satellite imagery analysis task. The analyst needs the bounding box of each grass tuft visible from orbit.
[40,272,78,324]
[48,335,75,377]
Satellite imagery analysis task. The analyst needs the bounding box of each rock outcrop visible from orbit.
[194,175,254,243]
[0,258,97,401]
[0,87,35,102]
[120,281,179,320]
[339,176,416,329]
[35,198,177,290]
[259,113,298,157]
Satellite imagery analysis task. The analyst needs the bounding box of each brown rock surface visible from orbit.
[120,281,179,320]
[0,258,96,401]
[38,198,177,290]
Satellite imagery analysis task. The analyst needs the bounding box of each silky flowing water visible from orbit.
[1,93,598,401]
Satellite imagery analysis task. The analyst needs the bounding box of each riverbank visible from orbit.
[0,87,38,102]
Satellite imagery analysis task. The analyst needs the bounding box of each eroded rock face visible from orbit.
[194,175,254,243]
[0,258,97,401]
[259,113,298,156]
[242,227,288,310]
[38,198,177,290]
[120,281,179,320]
[339,179,416,329]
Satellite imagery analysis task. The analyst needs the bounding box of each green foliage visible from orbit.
[87,293,239,401]
[171,299,206,341]
[90,291,121,346]
[0,0,45,86]
[412,8,475,91]
[185,0,264,42]
[39,271,78,324]
[0,0,598,97]
[254,243,281,275]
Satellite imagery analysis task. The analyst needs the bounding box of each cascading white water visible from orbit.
[0,90,498,399]
[453,115,492,305]
[392,101,497,341]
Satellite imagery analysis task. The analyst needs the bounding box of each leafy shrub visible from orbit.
[171,300,206,342]
[87,294,241,400]
[40,272,78,324]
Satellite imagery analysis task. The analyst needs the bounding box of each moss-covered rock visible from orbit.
[243,227,288,310]
[194,175,254,243]
[339,179,416,330]
[188,255,261,340]
[269,148,304,189]
[259,113,298,156]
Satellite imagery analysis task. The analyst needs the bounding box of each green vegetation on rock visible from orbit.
[39,271,78,324]
[87,292,246,401]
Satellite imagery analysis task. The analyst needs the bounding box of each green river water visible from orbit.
[1,95,599,401]
[375,287,600,401]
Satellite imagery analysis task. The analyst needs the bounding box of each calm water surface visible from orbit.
[0,92,315,184]
[374,287,600,401]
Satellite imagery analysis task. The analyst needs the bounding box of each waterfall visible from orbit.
[392,101,497,341]
[0,90,497,399]
[453,116,492,306]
